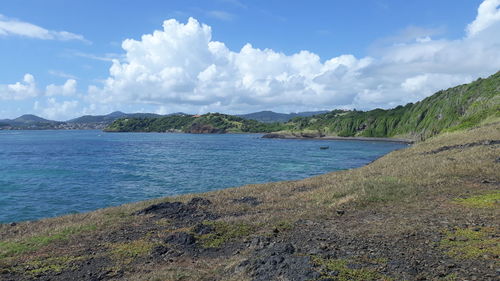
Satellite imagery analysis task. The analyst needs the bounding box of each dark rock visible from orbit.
[300,132,325,138]
[235,260,250,273]
[262,133,287,139]
[233,196,261,206]
[134,199,217,223]
[151,245,170,257]
[193,223,215,235]
[165,232,196,246]
[248,236,271,250]
[282,243,296,254]
[240,242,319,281]
[424,140,500,155]
[187,197,212,207]
[336,210,345,216]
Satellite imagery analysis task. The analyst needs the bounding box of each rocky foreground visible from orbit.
[0,123,499,281]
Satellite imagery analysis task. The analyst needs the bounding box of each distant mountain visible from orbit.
[237,110,329,123]
[67,111,185,124]
[68,111,128,124]
[12,114,58,124]
[0,114,61,129]
[0,112,191,130]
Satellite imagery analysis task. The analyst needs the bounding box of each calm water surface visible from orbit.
[0,130,407,222]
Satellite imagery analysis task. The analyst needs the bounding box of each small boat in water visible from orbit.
[320,146,329,150]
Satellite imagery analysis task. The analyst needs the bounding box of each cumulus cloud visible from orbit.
[0,14,89,43]
[46,79,77,96]
[0,74,38,100]
[467,0,500,36]
[88,4,500,113]
[41,98,79,120]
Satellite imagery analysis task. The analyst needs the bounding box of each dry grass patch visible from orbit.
[108,239,157,265]
[196,220,255,248]
[312,256,391,281]
[455,192,500,208]
[0,224,96,259]
[440,226,500,260]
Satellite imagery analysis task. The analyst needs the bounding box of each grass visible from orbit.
[24,256,86,276]
[108,239,157,265]
[440,227,500,259]
[195,221,255,248]
[273,220,295,232]
[0,224,96,258]
[455,192,500,208]
[1,255,86,276]
[360,176,418,204]
[312,256,390,281]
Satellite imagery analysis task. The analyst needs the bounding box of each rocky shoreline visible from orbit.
[262,133,415,144]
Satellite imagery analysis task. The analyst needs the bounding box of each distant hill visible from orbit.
[68,111,157,124]
[105,113,283,133]
[237,110,329,123]
[0,112,188,130]
[0,114,61,129]
[67,111,188,124]
[12,114,57,124]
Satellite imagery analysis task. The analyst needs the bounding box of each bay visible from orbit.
[0,130,406,222]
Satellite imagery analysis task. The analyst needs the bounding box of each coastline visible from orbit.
[262,133,415,144]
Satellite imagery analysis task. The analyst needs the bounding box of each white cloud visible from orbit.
[41,98,79,120]
[1,75,78,102]
[206,10,235,21]
[88,4,500,113]
[467,0,500,36]
[48,70,77,79]
[71,51,122,62]
[46,79,77,96]
[0,74,38,100]
[0,14,89,43]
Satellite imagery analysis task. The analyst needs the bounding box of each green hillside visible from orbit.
[237,110,329,123]
[105,113,283,133]
[286,71,500,140]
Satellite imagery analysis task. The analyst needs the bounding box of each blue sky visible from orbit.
[1,0,499,120]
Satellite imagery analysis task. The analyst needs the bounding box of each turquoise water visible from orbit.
[0,130,406,223]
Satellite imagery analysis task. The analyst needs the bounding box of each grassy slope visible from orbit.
[1,121,499,280]
[286,71,500,140]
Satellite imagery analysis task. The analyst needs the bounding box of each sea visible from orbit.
[0,130,407,223]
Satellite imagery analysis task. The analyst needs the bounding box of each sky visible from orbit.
[0,0,499,120]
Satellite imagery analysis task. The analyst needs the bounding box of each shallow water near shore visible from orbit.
[0,130,406,223]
